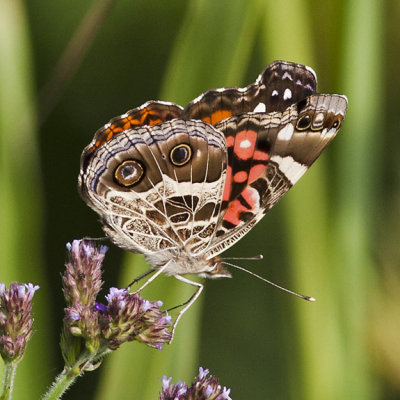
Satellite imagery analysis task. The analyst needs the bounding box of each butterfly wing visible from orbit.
[78,118,227,267]
[182,61,317,124]
[80,101,184,168]
[203,94,348,259]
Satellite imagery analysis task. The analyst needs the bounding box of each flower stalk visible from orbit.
[0,361,17,400]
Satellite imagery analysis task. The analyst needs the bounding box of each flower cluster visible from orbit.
[62,240,105,360]
[98,288,171,350]
[0,282,39,362]
[159,367,232,400]
[61,240,171,368]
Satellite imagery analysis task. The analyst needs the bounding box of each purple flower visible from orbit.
[159,367,232,400]
[99,288,172,350]
[159,376,188,400]
[61,240,106,363]
[0,282,39,362]
[61,239,172,369]
[63,240,105,306]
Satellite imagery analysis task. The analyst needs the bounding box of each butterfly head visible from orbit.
[150,253,232,279]
[200,256,232,279]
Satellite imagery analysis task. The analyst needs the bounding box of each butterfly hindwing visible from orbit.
[79,118,228,264]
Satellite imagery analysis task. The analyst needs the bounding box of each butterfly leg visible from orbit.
[168,275,204,344]
[131,261,172,294]
[126,268,155,289]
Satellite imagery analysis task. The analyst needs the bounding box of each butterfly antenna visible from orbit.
[221,261,315,302]
[221,254,263,261]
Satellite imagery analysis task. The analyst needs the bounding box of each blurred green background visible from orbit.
[1,0,399,399]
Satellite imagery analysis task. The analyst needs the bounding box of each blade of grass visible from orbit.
[262,1,350,399]
[94,0,263,398]
[334,0,383,397]
[262,0,381,399]
[0,1,51,398]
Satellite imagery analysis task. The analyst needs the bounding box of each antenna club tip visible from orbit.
[307,296,316,302]
[257,254,263,260]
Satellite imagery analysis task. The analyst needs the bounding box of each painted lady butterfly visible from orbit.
[79,61,347,337]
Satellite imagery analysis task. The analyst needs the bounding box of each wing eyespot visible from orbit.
[114,160,145,187]
[170,144,192,166]
[296,113,312,131]
[332,118,341,129]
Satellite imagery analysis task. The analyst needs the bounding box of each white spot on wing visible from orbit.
[277,124,294,141]
[272,90,278,97]
[283,88,292,100]
[282,72,293,81]
[239,139,251,148]
[313,112,325,125]
[253,102,266,112]
[271,155,307,185]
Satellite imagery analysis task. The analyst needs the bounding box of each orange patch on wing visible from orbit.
[225,135,235,147]
[128,117,142,126]
[149,118,162,125]
[106,130,113,141]
[233,130,257,160]
[233,170,248,183]
[248,164,267,183]
[127,108,163,127]
[253,150,269,161]
[222,165,232,201]
[223,199,246,226]
[88,105,173,154]
[223,187,259,226]
[210,110,232,125]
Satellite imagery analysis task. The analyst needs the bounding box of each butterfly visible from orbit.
[78,61,348,339]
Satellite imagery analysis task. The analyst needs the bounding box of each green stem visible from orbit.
[0,361,17,400]
[42,348,110,400]
[41,367,79,400]
[42,352,93,400]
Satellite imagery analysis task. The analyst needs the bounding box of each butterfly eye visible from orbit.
[170,144,192,166]
[114,160,144,187]
[296,113,312,131]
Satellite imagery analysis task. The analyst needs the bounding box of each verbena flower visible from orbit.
[61,240,105,363]
[0,282,39,362]
[98,287,172,350]
[159,367,232,400]
[61,239,171,369]
[45,240,172,399]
